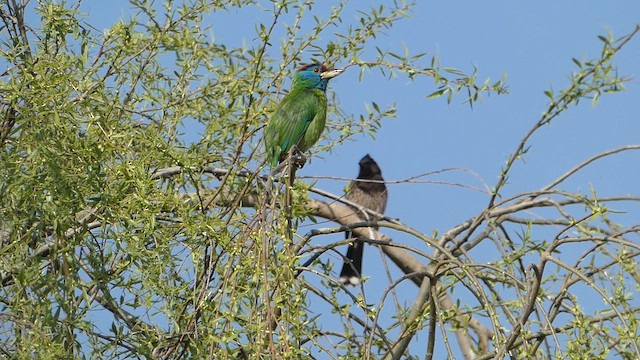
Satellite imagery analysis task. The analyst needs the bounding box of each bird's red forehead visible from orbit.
[297,63,328,72]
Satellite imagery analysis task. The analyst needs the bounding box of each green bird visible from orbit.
[265,63,343,168]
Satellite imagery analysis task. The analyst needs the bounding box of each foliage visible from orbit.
[0,0,637,359]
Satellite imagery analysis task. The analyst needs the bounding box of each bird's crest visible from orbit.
[297,63,328,72]
[358,154,383,180]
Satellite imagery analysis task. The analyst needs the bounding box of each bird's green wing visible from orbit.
[265,89,325,166]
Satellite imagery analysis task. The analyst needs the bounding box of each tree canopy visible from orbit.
[0,1,638,359]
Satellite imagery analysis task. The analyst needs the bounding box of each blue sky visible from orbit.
[74,0,640,357]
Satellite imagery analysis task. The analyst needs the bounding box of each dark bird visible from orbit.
[264,63,343,168]
[339,154,388,286]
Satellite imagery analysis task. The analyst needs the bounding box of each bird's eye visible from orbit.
[313,68,319,73]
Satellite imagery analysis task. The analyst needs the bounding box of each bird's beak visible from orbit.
[320,68,344,80]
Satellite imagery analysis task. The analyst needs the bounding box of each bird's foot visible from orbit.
[292,152,307,169]
[289,146,307,169]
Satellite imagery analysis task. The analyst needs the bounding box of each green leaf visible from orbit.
[426,88,449,99]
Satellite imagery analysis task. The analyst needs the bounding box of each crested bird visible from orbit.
[265,63,343,168]
[339,154,388,286]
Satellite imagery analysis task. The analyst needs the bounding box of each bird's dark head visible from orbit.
[293,63,343,91]
[357,154,383,180]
